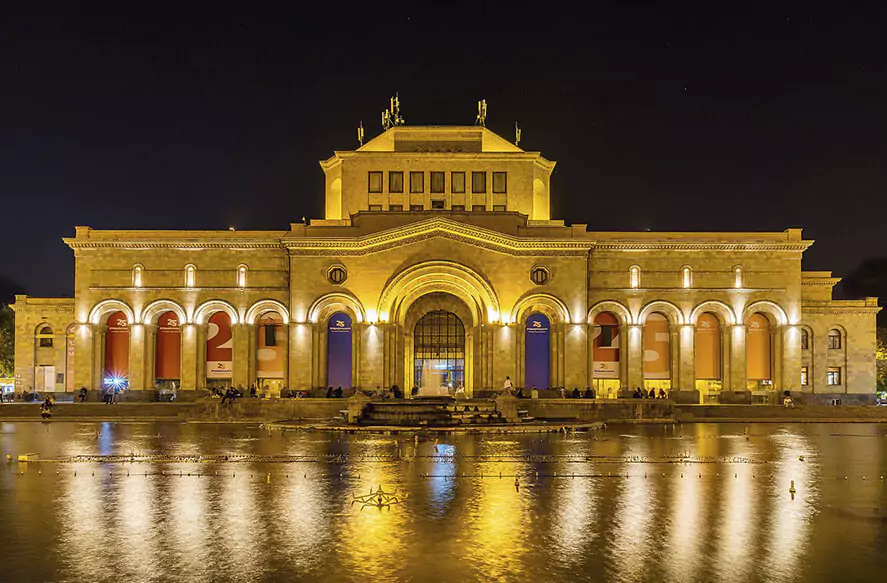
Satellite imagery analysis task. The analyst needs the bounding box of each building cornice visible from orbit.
[64,239,285,250]
[593,242,812,252]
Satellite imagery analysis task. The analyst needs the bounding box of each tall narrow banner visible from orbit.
[643,312,670,379]
[694,312,721,380]
[326,312,352,389]
[257,313,285,379]
[156,311,181,380]
[593,312,620,378]
[206,312,233,379]
[104,310,130,384]
[525,313,551,390]
[747,313,771,380]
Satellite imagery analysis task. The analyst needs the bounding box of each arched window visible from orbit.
[800,328,810,350]
[828,329,842,350]
[132,264,144,287]
[681,265,692,288]
[747,313,772,388]
[236,264,248,288]
[733,265,743,289]
[629,265,641,289]
[184,264,196,287]
[37,326,54,348]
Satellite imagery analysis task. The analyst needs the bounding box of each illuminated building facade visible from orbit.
[11,125,881,402]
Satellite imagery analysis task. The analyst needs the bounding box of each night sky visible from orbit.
[4,3,887,301]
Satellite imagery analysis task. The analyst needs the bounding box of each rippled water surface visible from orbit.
[1,422,886,582]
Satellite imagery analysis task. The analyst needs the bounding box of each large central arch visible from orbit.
[378,260,500,326]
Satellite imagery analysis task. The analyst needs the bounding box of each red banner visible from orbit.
[156,311,181,380]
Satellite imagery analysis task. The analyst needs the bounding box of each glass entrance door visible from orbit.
[414,310,465,393]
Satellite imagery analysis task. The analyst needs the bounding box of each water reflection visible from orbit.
[0,423,883,582]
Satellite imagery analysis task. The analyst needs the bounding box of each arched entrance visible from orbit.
[694,312,722,402]
[256,312,286,397]
[524,313,550,391]
[592,311,621,398]
[155,311,181,391]
[104,310,130,390]
[326,312,353,390]
[747,312,772,391]
[413,310,465,396]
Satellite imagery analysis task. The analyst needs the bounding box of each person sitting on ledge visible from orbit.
[515,387,524,398]
[325,386,333,398]
[531,385,539,399]
[658,388,666,399]
[78,387,88,403]
[411,386,419,397]
[391,385,401,399]
[633,387,643,399]
[572,387,581,399]
[584,387,593,399]
[334,386,343,398]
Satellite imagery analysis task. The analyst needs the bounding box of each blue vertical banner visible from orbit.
[327,312,353,388]
[525,313,551,390]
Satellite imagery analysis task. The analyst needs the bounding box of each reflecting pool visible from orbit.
[1,422,885,582]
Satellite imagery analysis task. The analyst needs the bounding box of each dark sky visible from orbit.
[4,2,887,300]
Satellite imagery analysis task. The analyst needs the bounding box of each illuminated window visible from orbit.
[828,329,842,349]
[492,172,507,193]
[236,264,248,288]
[132,264,144,287]
[681,265,692,288]
[368,171,383,193]
[471,171,486,193]
[389,171,404,193]
[368,204,382,211]
[800,366,808,386]
[492,204,506,212]
[451,205,465,211]
[431,199,445,210]
[629,265,641,289]
[801,329,809,350]
[451,172,466,194]
[184,264,196,287]
[410,171,424,193]
[410,204,423,211]
[471,205,485,212]
[733,265,743,288]
[389,204,403,211]
[430,171,445,194]
[37,326,54,348]
[827,367,841,385]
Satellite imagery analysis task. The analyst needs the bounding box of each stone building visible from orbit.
[11,125,881,403]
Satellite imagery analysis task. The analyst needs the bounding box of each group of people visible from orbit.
[103,386,122,404]
[632,387,668,399]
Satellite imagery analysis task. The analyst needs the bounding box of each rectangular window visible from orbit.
[828,333,841,349]
[368,171,383,193]
[389,204,403,211]
[410,204,424,211]
[492,204,506,212]
[471,171,486,193]
[389,171,404,193]
[431,199,445,210]
[430,171,445,194]
[492,171,507,193]
[472,204,485,212]
[801,332,809,350]
[451,172,466,194]
[410,171,424,193]
[368,204,382,211]
[800,366,808,386]
[451,205,465,211]
[827,367,841,386]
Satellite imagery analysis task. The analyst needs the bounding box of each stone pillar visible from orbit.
[288,322,312,390]
[246,324,258,389]
[729,324,747,391]
[678,325,695,391]
[668,325,680,392]
[127,324,146,392]
[93,325,107,390]
[195,324,207,390]
[465,327,474,398]
[74,324,95,391]
[627,324,644,390]
[720,326,731,392]
[232,324,249,390]
[180,323,198,391]
[144,324,157,391]
[565,323,587,390]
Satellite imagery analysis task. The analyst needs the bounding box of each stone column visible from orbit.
[678,324,695,392]
[720,325,731,392]
[195,324,207,390]
[564,323,587,390]
[74,324,95,391]
[144,324,157,391]
[180,323,198,391]
[627,324,644,390]
[729,324,747,391]
[618,324,629,390]
[246,324,258,389]
[93,325,107,390]
[288,322,312,390]
[668,325,680,392]
[587,324,597,388]
[232,324,249,390]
